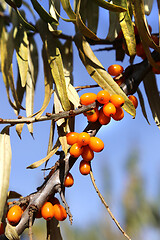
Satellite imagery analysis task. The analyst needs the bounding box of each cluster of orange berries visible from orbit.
[66,131,104,176]
[4,197,67,228]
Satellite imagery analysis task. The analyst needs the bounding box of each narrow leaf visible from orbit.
[144,0,154,15]
[14,26,29,87]
[16,9,36,31]
[74,33,135,117]
[27,138,60,169]
[76,0,100,41]
[107,11,121,41]
[137,88,150,124]
[35,44,53,120]
[93,0,127,12]
[0,126,12,222]
[60,0,76,20]
[143,72,160,129]
[131,0,160,70]
[16,122,25,139]
[87,0,99,34]
[115,0,136,57]
[8,191,22,199]
[58,124,69,156]
[31,0,59,26]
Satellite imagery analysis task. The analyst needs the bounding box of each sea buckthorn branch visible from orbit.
[0,102,97,126]
[120,50,160,95]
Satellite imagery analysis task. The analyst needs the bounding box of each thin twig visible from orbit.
[75,84,99,91]
[89,167,132,240]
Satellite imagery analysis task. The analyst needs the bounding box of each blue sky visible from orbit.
[1,0,160,236]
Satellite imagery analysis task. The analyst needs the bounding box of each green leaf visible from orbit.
[107,11,121,41]
[27,138,60,169]
[143,72,160,129]
[74,33,136,117]
[60,0,76,20]
[0,126,12,222]
[31,0,59,27]
[13,26,29,87]
[115,0,136,57]
[16,9,36,31]
[57,124,69,156]
[93,0,127,12]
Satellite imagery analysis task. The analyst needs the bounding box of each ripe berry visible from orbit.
[80,93,97,106]
[110,94,125,108]
[0,223,4,235]
[103,102,116,117]
[112,107,124,121]
[7,205,23,226]
[53,204,67,221]
[108,64,124,76]
[89,137,104,152]
[128,95,138,109]
[41,202,54,221]
[79,160,91,175]
[77,132,91,146]
[66,132,79,145]
[87,108,99,122]
[64,172,74,187]
[81,145,94,161]
[151,35,159,46]
[97,90,110,104]
[70,143,83,158]
[98,108,111,125]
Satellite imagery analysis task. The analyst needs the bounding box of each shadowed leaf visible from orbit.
[137,88,150,124]
[93,0,127,12]
[60,0,76,20]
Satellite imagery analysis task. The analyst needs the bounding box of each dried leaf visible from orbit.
[107,11,121,41]
[143,71,160,129]
[13,25,29,87]
[93,0,127,12]
[67,84,80,108]
[27,138,60,169]
[54,90,65,127]
[16,123,25,139]
[74,33,136,117]
[0,126,12,222]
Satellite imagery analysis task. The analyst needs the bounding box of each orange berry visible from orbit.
[112,107,124,121]
[152,61,160,74]
[97,90,110,104]
[79,160,91,175]
[70,143,83,158]
[98,108,111,125]
[53,204,67,221]
[151,35,159,46]
[103,102,116,117]
[7,205,23,226]
[110,94,125,108]
[0,223,4,235]
[64,172,74,187]
[81,145,94,161]
[77,132,90,146]
[128,95,138,109]
[148,25,152,33]
[114,76,125,86]
[66,132,79,145]
[41,202,54,221]
[117,30,123,39]
[108,64,124,76]
[80,93,97,106]
[87,108,99,122]
[49,197,60,205]
[89,137,104,152]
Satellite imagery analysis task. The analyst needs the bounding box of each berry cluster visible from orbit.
[5,197,67,227]
[66,132,104,176]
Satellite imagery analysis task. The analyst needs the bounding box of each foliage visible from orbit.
[0,0,159,239]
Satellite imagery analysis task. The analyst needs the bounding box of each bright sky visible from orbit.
[1,0,160,237]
